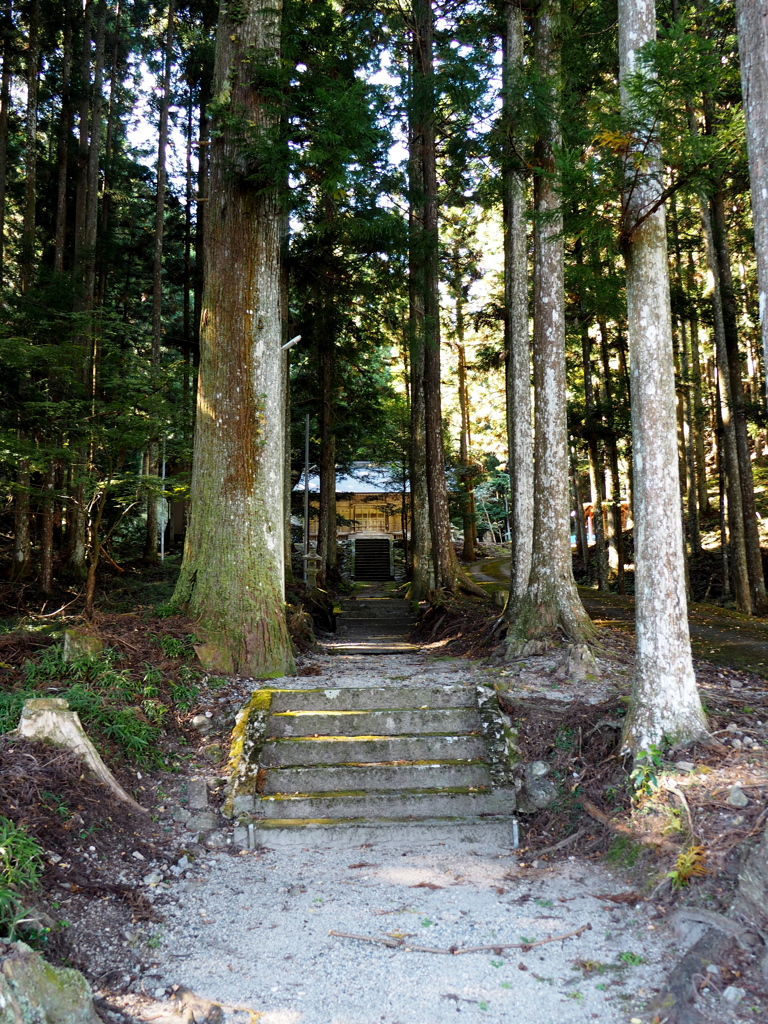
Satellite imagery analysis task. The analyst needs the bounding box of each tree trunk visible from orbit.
[54,0,75,273]
[74,1,94,265]
[11,459,32,581]
[39,460,56,595]
[0,2,12,286]
[171,0,294,678]
[580,308,609,592]
[457,338,476,563]
[701,200,752,612]
[407,3,433,600]
[20,0,40,294]
[145,0,175,564]
[317,334,337,583]
[507,0,593,653]
[735,0,768,407]
[570,449,589,568]
[598,320,627,592]
[413,0,477,595]
[503,0,533,605]
[709,190,767,613]
[618,0,708,754]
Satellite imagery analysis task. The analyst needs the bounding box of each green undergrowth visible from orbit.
[0,814,44,941]
[0,643,200,768]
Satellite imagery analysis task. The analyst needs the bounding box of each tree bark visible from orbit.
[456,333,476,562]
[700,200,752,612]
[0,2,12,286]
[20,0,40,294]
[735,0,768,408]
[317,333,337,583]
[709,190,767,613]
[145,0,176,564]
[39,460,56,595]
[54,0,75,273]
[11,458,31,581]
[507,0,593,653]
[503,0,533,605]
[172,0,294,678]
[618,0,708,753]
[407,1,434,600]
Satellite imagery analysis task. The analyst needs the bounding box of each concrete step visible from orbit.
[261,760,493,794]
[267,685,475,712]
[260,732,486,767]
[267,707,480,738]
[256,787,517,820]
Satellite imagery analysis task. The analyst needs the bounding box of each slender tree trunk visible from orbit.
[457,337,476,563]
[97,0,123,303]
[701,201,752,612]
[507,0,593,653]
[11,459,31,580]
[74,1,94,265]
[709,191,767,612]
[145,0,175,563]
[21,0,40,294]
[54,1,75,273]
[618,0,708,753]
[172,0,294,678]
[503,0,533,605]
[598,321,627,592]
[579,288,609,591]
[735,0,768,407]
[39,460,56,595]
[0,2,12,286]
[570,449,589,568]
[317,333,337,583]
[413,0,477,595]
[408,6,433,600]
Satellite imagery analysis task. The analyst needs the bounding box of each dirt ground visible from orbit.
[1,571,767,1022]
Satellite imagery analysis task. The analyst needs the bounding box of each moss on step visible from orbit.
[223,689,273,816]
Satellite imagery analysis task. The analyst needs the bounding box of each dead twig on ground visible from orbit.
[533,828,586,858]
[578,797,680,854]
[329,922,592,955]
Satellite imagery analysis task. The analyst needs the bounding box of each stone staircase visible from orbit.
[353,537,392,580]
[331,594,417,655]
[226,682,516,828]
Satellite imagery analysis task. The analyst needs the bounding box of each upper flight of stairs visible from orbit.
[237,682,516,828]
[353,538,392,580]
[331,594,418,655]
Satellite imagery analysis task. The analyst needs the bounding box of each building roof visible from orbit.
[294,461,409,494]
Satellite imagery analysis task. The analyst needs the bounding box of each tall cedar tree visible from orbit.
[506,0,593,653]
[172,0,294,678]
[618,0,708,752]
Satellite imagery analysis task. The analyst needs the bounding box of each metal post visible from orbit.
[303,413,310,580]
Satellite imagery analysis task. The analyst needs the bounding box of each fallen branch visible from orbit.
[329,922,592,956]
[578,797,679,854]
[533,828,585,859]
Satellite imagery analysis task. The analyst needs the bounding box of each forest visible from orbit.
[1,0,768,754]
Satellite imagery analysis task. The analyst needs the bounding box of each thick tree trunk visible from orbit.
[172,0,294,678]
[503,0,533,605]
[735,0,768,407]
[20,0,39,294]
[507,0,593,654]
[618,0,708,753]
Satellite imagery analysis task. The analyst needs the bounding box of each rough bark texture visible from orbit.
[507,0,593,654]
[735,0,768,407]
[172,0,294,679]
[11,459,31,581]
[0,3,11,285]
[457,341,477,562]
[54,0,74,274]
[503,1,533,605]
[407,17,432,601]
[619,0,708,753]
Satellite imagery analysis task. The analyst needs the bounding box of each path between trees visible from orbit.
[107,643,683,1024]
[470,557,768,677]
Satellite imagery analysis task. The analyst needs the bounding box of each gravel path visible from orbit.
[144,649,685,1024]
